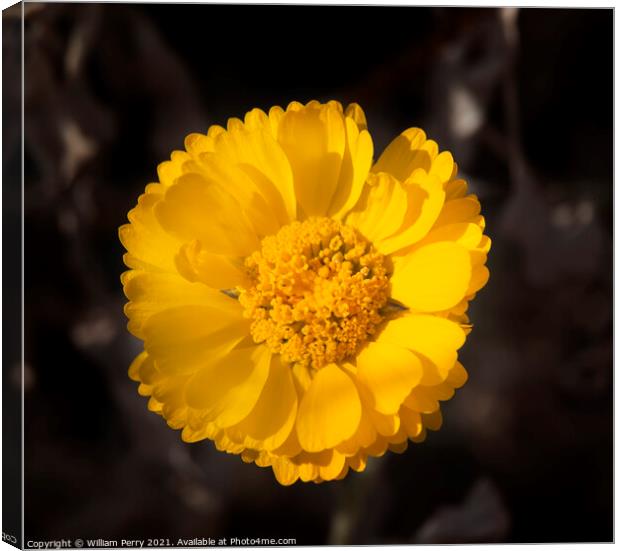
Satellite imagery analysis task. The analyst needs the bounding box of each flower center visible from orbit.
[239,217,390,370]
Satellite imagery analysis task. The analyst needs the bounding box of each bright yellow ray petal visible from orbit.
[212,126,296,224]
[123,270,243,339]
[372,128,434,180]
[154,172,260,256]
[445,178,468,200]
[377,173,446,254]
[377,315,466,384]
[423,410,443,431]
[429,151,455,183]
[356,341,423,415]
[344,102,368,131]
[119,189,182,273]
[347,453,367,473]
[157,150,192,187]
[403,387,439,413]
[143,302,249,374]
[271,457,300,486]
[184,345,271,427]
[128,350,148,382]
[296,363,362,452]
[399,406,423,438]
[336,399,377,454]
[368,408,400,437]
[345,172,408,243]
[184,133,216,157]
[390,241,472,312]
[277,102,346,217]
[193,154,281,237]
[328,117,374,219]
[433,195,481,227]
[243,107,269,131]
[319,451,346,481]
[268,105,285,138]
[468,265,490,295]
[175,240,249,289]
[416,222,483,250]
[226,355,298,451]
[446,360,468,388]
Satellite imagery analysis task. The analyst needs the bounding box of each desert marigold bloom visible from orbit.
[120,100,490,485]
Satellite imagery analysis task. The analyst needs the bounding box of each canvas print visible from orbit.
[3,3,613,547]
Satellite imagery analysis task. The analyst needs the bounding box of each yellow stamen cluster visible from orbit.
[239,217,390,370]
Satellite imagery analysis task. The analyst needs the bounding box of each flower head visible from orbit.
[120,100,490,485]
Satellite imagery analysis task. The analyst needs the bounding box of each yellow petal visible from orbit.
[207,125,226,139]
[368,408,400,436]
[120,189,181,273]
[411,428,427,443]
[157,150,192,187]
[336,402,377,454]
[128,350,148,381]
[297,460,319,483]
[446,361,468,388]
[347,453,367,473]
[175,240,249,289]
[391,241,472,312]
[468,265,490,295]
[388,441,408,454]
[344,102,368,131]
[355,379,400,436]
[377,174,446,254]
[403,387,439,413]
[154,375,192,425]
[155,173,260,256]
[243,107,269,131]
[193,154,281,237]
[372,128,431,180]
[433,196,481,227]
[296,363,362,452]
[377,315,466,384]
[327,117,374,219]
[272,458,300,486]
[123,271,240,339]
[213,126,296,224]
[412,379,456,403]
[423,410,443,431]
[477,234,492,253]
[356,341,423,415]
[364,434,391,457]
[445,178,468,200]
[319,451,346,481]
[429,151,455,183]
[184,346,271,427]
[227,356,298,451]
[143,302,249,374]
[254,451,272,468]
[226,117,244,132]
[324,99,343,112]
[346,172,408,243]
[268,105,285,138]
[272,422,303,458]
[417,222,483,250]
[400,407,423,437]
[184,133,216,157]
[277,102,346,217]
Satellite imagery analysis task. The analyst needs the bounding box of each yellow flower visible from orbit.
[120,100,490,485]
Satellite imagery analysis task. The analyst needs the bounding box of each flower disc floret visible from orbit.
[239,217,390,370]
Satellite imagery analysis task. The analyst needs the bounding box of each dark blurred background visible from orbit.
[4,4,612,544]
